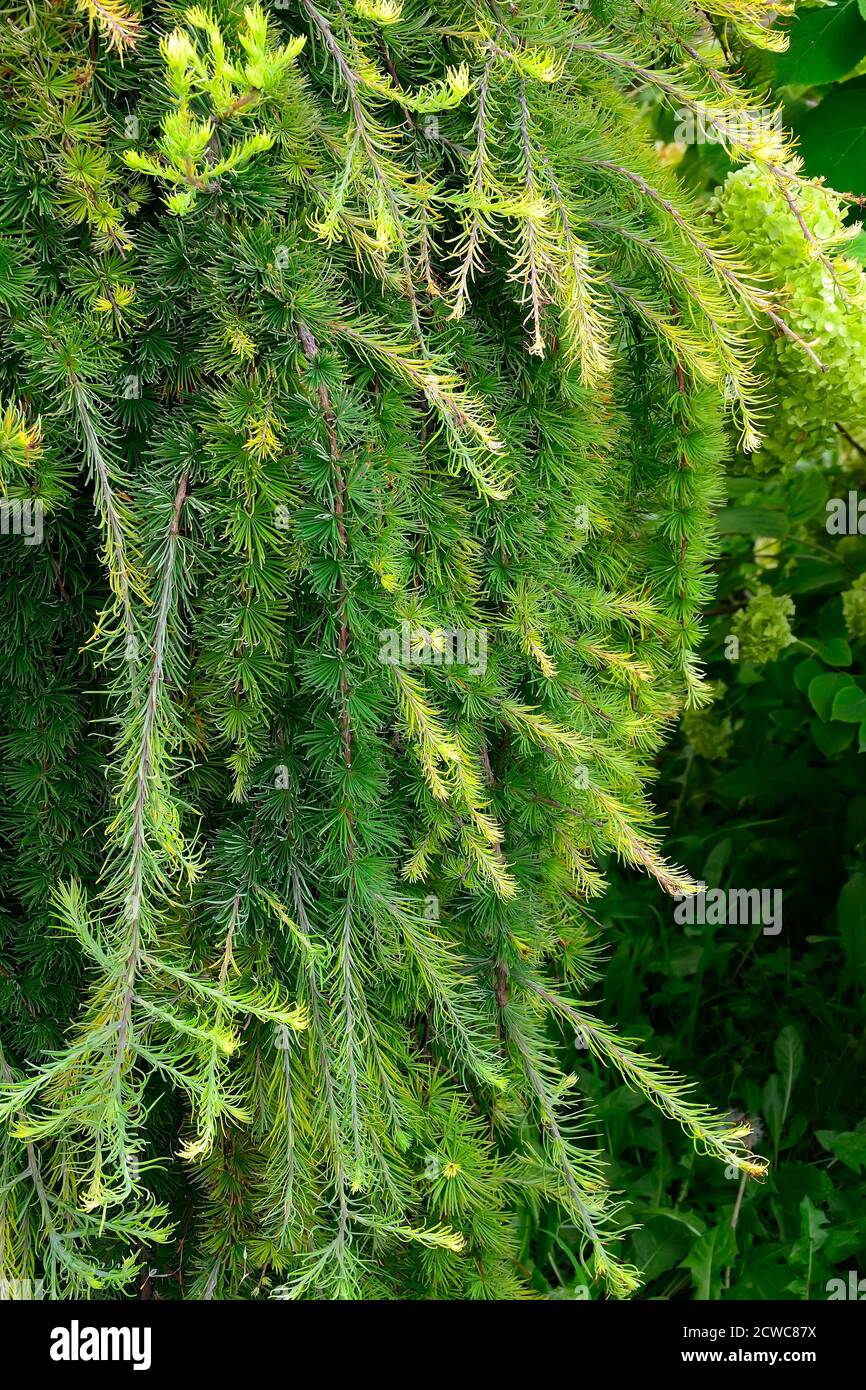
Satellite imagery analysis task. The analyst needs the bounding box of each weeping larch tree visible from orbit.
[0,0,854,1299]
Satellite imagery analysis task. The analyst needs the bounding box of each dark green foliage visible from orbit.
[536,439,866,1300]
[0,0,848,1301]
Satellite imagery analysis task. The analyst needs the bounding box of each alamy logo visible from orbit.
[827,492,866,535]
[0,1278,43,1299]
[50,1320,152,1371]
[378,620,487,676]
[0,497,43,546]
[674,887,783,935]
[826,1270,866,1300]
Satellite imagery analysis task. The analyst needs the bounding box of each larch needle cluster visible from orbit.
[0,0,841,1299]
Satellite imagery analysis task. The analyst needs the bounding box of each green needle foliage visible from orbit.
[0,0,840,1300]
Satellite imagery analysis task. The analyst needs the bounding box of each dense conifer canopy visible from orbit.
[0,0,848,1298]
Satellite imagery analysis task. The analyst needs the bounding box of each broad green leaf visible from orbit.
[775,0,866,87]
[631,1219,695,1282]
[793,656,823,694]
[774,1163,835,1208]
[810,717,856,756]
[816,1127,866,1175]
[701,837,732,889]
[825,1224,866,1263]
[831,685,866,722]
[787,469,830,524]
[786,556,848,594]
[715,506,788,538]
[795,85,866,197]
[807,671,853,720]
[774,1025,804,1103]
[680,1222,738,1300]
[817,637,853,667]
[789,1197,830,1265]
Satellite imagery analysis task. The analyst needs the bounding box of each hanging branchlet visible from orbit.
[1,0,817,1301]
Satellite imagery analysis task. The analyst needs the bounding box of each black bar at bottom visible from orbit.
[0,1295,860,1377]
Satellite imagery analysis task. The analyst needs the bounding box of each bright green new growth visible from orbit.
[1,0,838,1300]
[843,574,866,643]
[715,162,866,470]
